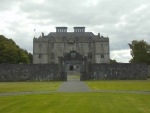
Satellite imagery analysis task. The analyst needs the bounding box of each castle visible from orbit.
[0,27,147,82]
[33,27,110,64]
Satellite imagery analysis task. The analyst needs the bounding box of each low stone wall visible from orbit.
[0,63,148,81]
[88,63,147,80]
[148,65,150,78]
[0,64,59,81]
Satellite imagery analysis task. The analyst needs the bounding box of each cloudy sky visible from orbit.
[0,0,150,63]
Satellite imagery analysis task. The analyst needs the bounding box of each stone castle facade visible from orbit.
[33,27,110,64]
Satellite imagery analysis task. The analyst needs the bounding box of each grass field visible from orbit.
[0,80,150,113]
[0,82,62,93]
[86,80,150,91]
[0,92,150,113]
[67,75,80,79]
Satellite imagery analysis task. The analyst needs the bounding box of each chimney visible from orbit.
[56,27,67,33]
[98,33,100,37]
[42,32,44,37]
[74,27,85,32]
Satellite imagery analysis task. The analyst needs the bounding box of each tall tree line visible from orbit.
[0,35,32,64]
[129,40,150,65]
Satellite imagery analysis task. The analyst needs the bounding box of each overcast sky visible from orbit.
[0,0,150,63]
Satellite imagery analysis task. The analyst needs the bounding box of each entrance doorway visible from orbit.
[69,65,74,71]
[60,50,87,81]
[67,64,80,81]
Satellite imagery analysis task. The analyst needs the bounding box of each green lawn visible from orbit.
[67,75,80,79]
[0,92,150,113]
[0,82,62,93]
[86,80,150,91]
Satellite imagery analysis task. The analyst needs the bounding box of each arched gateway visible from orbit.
[58,51,89,81]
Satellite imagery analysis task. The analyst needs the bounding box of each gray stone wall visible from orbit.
[0,63,147,81]
[148,65,150,78]
[88,63,147,80]
[0,64,60,82]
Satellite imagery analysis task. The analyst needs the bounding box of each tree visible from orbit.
[0,35,33,64]
[129,40,150,64]
[110,59,118,64]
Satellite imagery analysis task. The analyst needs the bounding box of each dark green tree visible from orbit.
[129,40,150,64]
[110,59,118,64]
[0,35,32,64]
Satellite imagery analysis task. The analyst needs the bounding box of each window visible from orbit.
[63,36,66,41]
[64,43,67,48]
[51,53,55,59]
[76,43,79,48]
[88,53,92,59]
[51,43,54,48]
[88,43,91,48]
[101,54,104,58]
[89,37,92,41]
[39,54,42,58]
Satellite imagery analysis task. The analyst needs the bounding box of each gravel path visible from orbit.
[57,78,92,92]
[0,91,55,96]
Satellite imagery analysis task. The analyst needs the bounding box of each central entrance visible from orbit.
[59,51,88,81]
[67,64,80,81]
[65,60,82,81]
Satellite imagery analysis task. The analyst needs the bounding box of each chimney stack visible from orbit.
[98,33,100,37]
[56,27,67,33]
[74,27,85,32]
[42,32,44,37]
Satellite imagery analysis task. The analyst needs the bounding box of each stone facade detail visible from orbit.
[33,27,110,64]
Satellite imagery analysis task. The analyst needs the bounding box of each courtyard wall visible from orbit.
[0,64,59,81]
[88,63,147,80]
[0,63,148,81]
[148,65,150,78]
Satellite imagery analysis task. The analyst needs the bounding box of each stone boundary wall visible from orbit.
[88,63,147,80]
[148,65,150,78]
[0,64,59,82]
[0,63,148,81]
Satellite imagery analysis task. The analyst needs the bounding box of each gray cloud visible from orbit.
[0,0,20,11]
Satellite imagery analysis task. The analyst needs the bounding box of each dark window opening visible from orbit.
[88,43,91,48]
[51,43,54,48]
[88,53,92,59]
[70,65,74,71]
[101,54,104,58]
[39,54,42,58]
[51,53,54,59]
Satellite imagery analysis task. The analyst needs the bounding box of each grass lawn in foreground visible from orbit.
[0,82,62,93]
[0,92,150,113]
[86,80,150,91]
